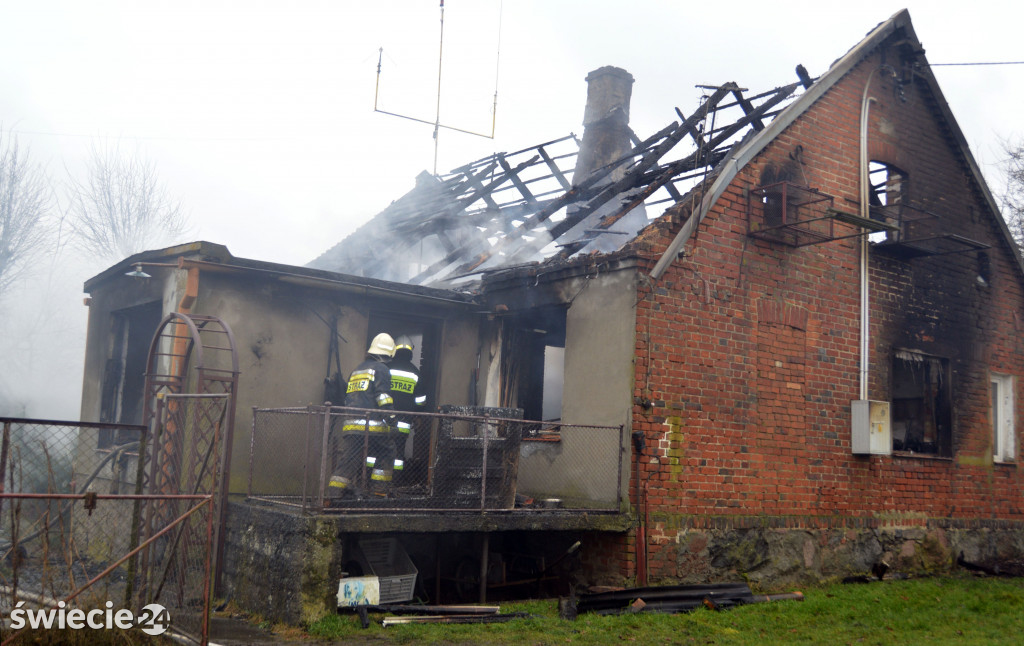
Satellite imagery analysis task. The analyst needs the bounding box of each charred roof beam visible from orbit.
[406,155,542,283]
[502,90,737,264]
[544,85,803,261]
[444,134,680,278]
[458,161,504,212]
[732,88,765,131]
[538,145,573,192]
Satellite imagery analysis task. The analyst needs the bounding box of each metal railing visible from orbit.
[248,405,625,514]
[0,400,225,645]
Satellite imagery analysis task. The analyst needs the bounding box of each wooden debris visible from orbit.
[382,612,528,627]
[575,582,803,616]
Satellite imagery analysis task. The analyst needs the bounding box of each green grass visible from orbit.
[302,576,1024,644]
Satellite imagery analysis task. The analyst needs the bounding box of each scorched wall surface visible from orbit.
[622,39,1024,584]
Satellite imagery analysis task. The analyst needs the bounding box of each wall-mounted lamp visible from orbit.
[125,264,152,279]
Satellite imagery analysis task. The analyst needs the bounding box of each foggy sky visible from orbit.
[1,0,1021,418]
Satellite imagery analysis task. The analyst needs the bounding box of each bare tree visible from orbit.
[999,138,1024,253]
[65,143,189,262]
[0,133,51,297]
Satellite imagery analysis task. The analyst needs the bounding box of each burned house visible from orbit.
[78,9,1024,624]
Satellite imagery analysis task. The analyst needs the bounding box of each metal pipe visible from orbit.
[858,67,891,400]
[433,0,445,176]
[0,493,210,500]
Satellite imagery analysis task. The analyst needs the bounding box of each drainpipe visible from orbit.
[858,72,880,401]
[171,259,201,381]
[632,430,648,586]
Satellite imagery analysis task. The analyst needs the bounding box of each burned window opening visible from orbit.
[868,161,906,243]
[500,307,566,425]
[891,351,952,456]
[98,301,162,448]
[977,251,992,287]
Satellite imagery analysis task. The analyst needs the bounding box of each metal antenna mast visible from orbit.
[374,0,502,175]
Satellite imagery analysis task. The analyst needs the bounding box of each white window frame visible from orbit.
[991,373,1015,463]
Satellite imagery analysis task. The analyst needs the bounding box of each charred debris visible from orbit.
[344,582,803,628]
[567,582,803,617]
[309,66,816,289]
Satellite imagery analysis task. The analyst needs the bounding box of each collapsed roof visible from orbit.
[308,65,814,290]
[310,9,1023,291]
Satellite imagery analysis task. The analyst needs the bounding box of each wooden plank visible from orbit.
[520,88,735,257]
[496,154,538,207]
[538,146,572,192]
[460,164,502,212]
[407,156,541,283]
[675,107,706,149]
[732,88,765,131]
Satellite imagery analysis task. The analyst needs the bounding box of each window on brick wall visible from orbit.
[991,373,1015,462]
[868,161,906,243]
[891,351,952,457]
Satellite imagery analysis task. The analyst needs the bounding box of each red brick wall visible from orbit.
[624,38,1024,583]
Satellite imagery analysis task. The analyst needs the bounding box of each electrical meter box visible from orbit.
[851,400,891,455]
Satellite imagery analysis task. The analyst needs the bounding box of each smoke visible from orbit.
[0,251,92,420]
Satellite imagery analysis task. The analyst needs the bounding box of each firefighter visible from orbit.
[389,335,427,478]
[329,332,396,498]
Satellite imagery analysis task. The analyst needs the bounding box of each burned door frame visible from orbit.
[367,309,443,473]
[498,305,567,423]
[99,300,164,448]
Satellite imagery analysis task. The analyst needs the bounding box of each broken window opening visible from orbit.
[868,161,906,243]
[977,251,992,287]
[991,373,1015,462]
[891,351,952,457]
[762,185,797,230]
[500,307,567,426]
[98,301,163,448]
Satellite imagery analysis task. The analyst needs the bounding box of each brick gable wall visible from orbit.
[613,40,1024,587]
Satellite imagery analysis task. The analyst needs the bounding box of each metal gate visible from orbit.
[0,312,238,645]
[0,400,224,645]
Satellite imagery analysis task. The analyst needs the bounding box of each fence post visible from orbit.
[318,406,331,511]
[248,407,257,500]
[617,424,625,510]
[479,418,489,513]
[0,421,10,521]
[125,413,153,609]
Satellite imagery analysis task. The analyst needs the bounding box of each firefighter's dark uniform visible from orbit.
[389,339,427,474]
[329,346,395,496]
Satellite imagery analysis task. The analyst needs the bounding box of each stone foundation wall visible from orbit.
[640,517,1024,588]
[220,502,344,625]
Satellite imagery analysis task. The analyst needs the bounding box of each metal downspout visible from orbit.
[858,72,880,401]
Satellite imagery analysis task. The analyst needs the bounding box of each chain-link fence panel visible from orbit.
[247,407,324,511]
[249,405,625,512]
[0,403,223,646]
[0,419,147,641]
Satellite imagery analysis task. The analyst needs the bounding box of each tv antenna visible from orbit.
[374,0,502,175]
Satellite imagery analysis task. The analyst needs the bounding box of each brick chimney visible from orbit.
[573,66,635,184]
